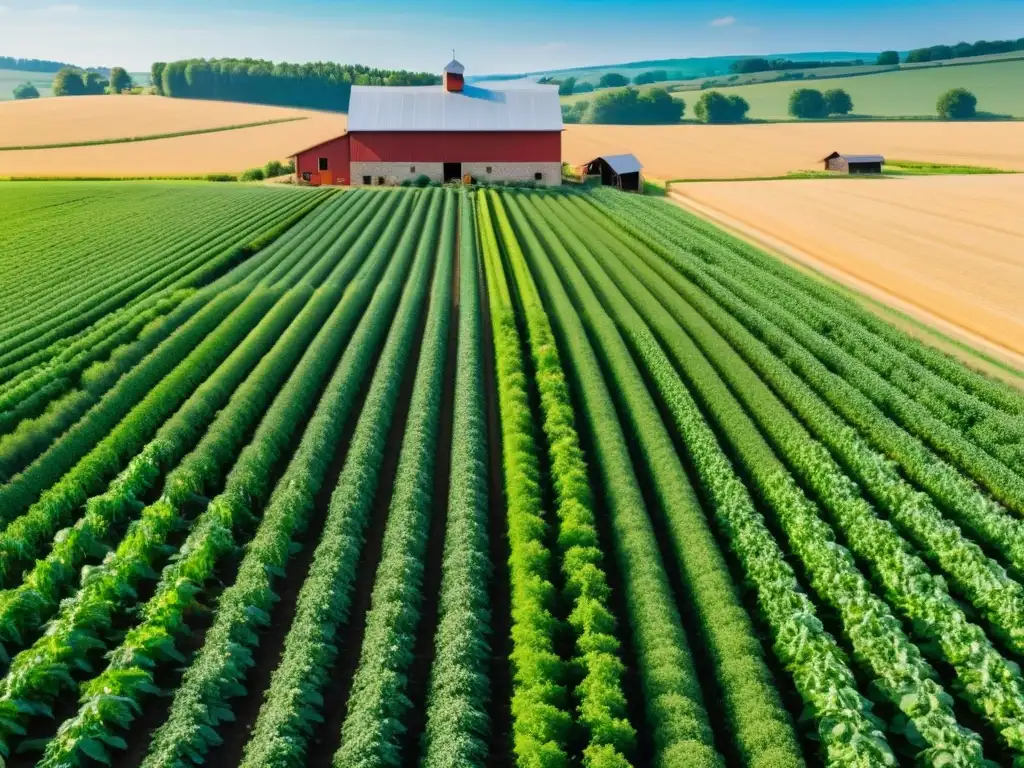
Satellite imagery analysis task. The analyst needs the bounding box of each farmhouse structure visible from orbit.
[291,59,563,187]
[823,152,885,174]
[580,154,643,192]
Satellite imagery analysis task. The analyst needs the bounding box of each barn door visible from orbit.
[320,171,333,186]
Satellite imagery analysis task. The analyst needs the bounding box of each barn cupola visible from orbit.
[443,57,465,93]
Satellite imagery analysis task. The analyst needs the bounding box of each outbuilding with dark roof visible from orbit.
[823,152,885,174]
[290,59,563,187]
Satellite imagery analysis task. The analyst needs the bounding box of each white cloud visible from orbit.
[710,16,737,27]
[29,3,82,15]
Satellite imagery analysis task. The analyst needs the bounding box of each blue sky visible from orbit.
[0,0,1021,73]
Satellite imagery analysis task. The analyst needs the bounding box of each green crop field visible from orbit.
[707,57,1024,119]
[0,68,54,100]
[1,180,1023,767]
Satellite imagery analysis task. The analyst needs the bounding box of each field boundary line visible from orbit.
[0,116,308,152]
[668,189,1024,382]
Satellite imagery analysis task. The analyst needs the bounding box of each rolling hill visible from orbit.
[702,58,1024,120]
[560,56,1024,121]
[473,51,877,84]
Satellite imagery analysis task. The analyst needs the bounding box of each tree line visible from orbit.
[151,59,440,110]
[730,57,865,74]
[562,87,750,124]
[0,56,77,73]
[899,37,1024,64]
[50,66,133,97]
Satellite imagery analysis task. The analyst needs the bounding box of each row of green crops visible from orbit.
[573,188,1024,762]
[142,190,443,768]
[38,191,432,767]
[590,189,1024,512]
[0,192,401,678]
[508,190,864,766]
[590,187,1024,422]
[478,190,574,765]
[420,192,493,768]
[238,189,443,767]
[0,183,329,357]
[484,190,636,766]
[3,181,1023,768]
[534,191,987,763]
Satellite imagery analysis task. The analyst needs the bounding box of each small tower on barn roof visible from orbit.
[444,55,465,92]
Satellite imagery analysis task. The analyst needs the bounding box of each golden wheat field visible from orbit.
[671,174,1024,365]
[0,96,347,175]
[562,122,1024,180]
[0,95,346,147]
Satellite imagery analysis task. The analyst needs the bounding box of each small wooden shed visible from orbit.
[823,152,885,174]
[581,154,643,191]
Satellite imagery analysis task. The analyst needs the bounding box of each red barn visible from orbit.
[291,59,563,187]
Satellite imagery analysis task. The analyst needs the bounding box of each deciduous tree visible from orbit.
[937,88,978,119]
[108,67,133,93]
[824,88,853,115]
[788,88,828,118]
[694,90,749,123]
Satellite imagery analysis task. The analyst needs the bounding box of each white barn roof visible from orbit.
[347,81,563,132]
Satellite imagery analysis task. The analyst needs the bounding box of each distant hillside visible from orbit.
[473,51,877,84]
[696,58,1024,120]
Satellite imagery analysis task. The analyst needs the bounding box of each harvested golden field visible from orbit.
[0,95,345,147]
[671,174,1024,366]
[0,105,347,176]
[563,122,1024,180]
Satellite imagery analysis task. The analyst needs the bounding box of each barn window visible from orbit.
[301,172,312,182]
[534,172,543,181]
[377,176,385,186]
[486,166,493,174]
[362,175,371,185]
[318,157,329,171]
[410,166,416,173]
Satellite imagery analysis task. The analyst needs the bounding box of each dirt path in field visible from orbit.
[478,236,514,766]
[399,209,461,758]
[668,182,1024,381]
